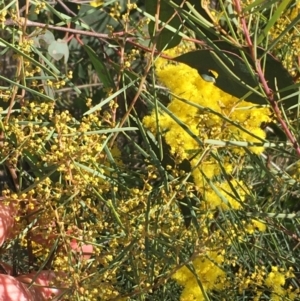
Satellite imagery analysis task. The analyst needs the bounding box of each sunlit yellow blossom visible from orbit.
[143,46,271,220]
[90,0,103,7]
[265,266,288,300]
[143,47,271,177]
[198,180,246,210]
[0,10,7,23]
[172,250,227,300]
[251,219,267,232]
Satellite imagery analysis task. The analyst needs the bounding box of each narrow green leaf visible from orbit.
[243,0,278,12]
[257,0,293,44]
[83,79,137,115]
[146,0,182,51]
[265,13,300,54]
[0,74,55,102]
[0,37,59,77]
[83,44,115,89]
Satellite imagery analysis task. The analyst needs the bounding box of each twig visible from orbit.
[5,18,133,40]
[108,0,182,148]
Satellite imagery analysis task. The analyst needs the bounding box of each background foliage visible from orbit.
[0,0,300,300]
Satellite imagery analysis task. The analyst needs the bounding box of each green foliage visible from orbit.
[146,0,182,50]
[83,44,115,89]
[0,0,300,301]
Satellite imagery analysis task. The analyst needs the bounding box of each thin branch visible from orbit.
[233,0,300,156]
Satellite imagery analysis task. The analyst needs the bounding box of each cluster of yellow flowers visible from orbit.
[142,44,300,300]
[269,2,300,78]
[90,0,104,8]
[264,266,298,301]
[172,250,227,301]
[2,1,299,299]
[143,46,270,211]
